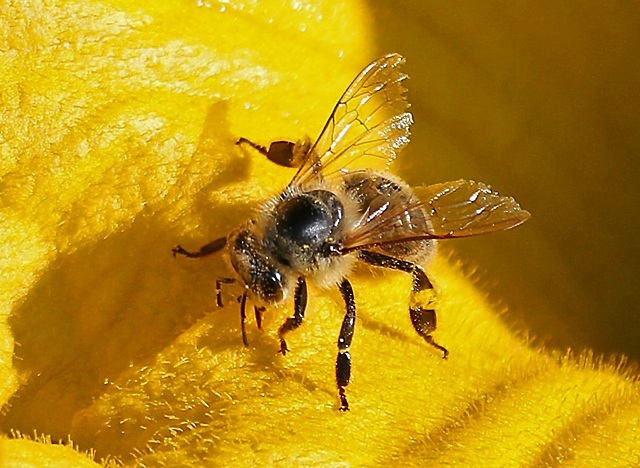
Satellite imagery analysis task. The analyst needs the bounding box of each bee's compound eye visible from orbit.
[257,267,285,303]
[228,228,285,304]
[276,196,333,246]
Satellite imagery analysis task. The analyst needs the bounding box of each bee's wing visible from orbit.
[341,180,531,253]
[290,54,412,186]
[415,180,532,237]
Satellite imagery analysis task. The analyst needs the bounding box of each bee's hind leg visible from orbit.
[236,137,270,157]
[359,250,449,359]
[237,136,311,168]
[408,267,449,359]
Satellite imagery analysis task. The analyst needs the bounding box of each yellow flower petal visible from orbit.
[0,436,102,467]
[1,1,638,466]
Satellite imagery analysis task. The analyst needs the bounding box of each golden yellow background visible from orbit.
[369,1,640,361]
[1,0,639,466]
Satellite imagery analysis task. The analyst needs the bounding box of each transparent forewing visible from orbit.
[291,54,412,186]
[416,180,531,237]
[341,180,530,252]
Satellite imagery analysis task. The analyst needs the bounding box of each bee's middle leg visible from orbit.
[278,277,307,355]
[336,278,356,411]
[359,250,448,359]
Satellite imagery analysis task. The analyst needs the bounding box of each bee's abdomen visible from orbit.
[343,171,435,263]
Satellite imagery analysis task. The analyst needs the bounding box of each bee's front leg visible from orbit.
[239,291,249,347]
[237,295,267,347]
[277,277,307,355]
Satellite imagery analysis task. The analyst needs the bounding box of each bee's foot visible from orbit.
[278,340,289,355]
[172,245,188,257]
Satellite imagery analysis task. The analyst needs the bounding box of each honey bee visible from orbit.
[173,54,530,411]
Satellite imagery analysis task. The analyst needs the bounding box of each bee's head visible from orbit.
[227,226,286,304]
